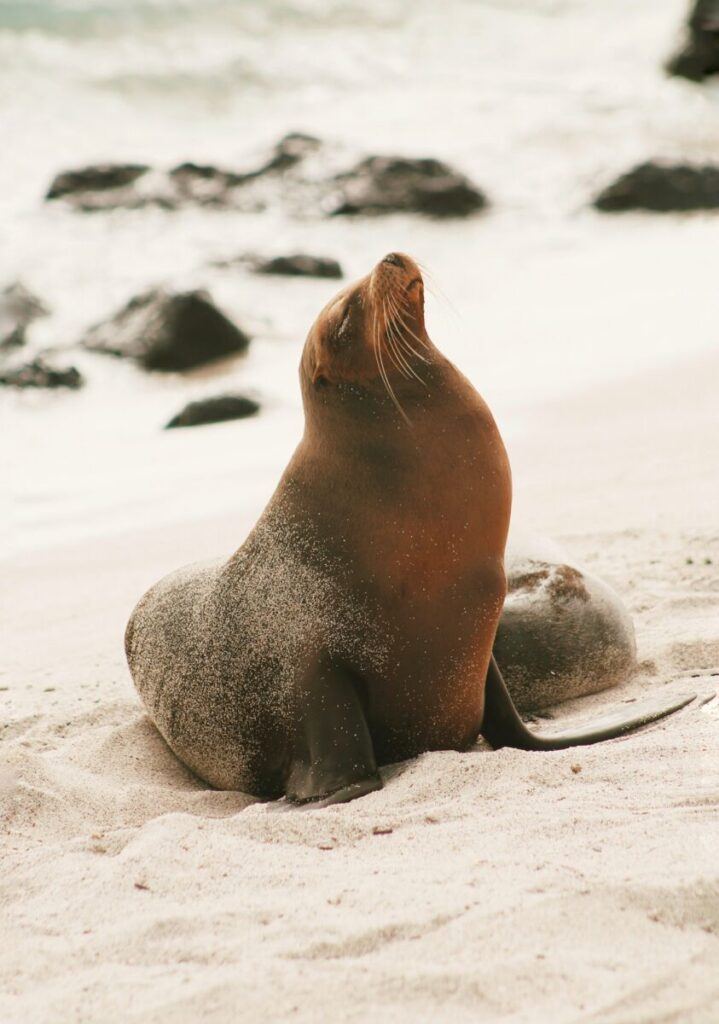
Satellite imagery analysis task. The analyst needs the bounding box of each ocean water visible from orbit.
[2,0,718,555]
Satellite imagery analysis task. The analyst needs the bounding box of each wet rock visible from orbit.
[165,393,260,429]
[245,132,322,178]
[82,289,250,371]
[167,163,251,207]
[593,161,719,212]
[251,254,343,279]
[329,156,487,218]
[174,133,321,210]
[494,552,637,711]
[46,163,149,201]
[1,282,50,323]
[0,322,24,350]
[0,357,84,389]
[0,282,50,349]
[666,0,719,82]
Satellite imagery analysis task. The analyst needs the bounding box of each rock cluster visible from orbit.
[45,134,488,221]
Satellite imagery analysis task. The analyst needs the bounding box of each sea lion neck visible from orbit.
[296,349,488,509]
[299,344,450,455]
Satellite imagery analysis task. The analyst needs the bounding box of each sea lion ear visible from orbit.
[305,342,334,387]
[311,358,341,387]
[312,362,330,386]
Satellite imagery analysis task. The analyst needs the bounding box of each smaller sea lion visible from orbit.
[495,543,637,711]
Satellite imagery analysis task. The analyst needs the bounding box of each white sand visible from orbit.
[3,348,718,1024]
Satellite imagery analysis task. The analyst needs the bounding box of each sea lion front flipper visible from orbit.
[481,655,695,751]
[286,658,382,805]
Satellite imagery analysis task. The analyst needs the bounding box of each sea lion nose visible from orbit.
[382,253,405,269]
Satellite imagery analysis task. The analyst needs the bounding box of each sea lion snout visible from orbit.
[369,252,424,313]
[374,251,421,282]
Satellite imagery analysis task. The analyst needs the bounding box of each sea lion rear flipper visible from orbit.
[481,655,695,751]
[286,658,382,805]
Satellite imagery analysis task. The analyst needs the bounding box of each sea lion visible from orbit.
[125,252,694,804]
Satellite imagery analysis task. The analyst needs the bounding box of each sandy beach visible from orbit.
[3,343,718,1023]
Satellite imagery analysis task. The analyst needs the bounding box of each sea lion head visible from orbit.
[300,252,430,420]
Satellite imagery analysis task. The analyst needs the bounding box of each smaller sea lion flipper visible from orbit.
[481,655,695,751]
[286,658,382,805]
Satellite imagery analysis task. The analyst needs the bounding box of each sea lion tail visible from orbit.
[480,656,695,751]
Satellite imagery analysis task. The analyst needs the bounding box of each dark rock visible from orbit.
[494,551,637,712]
[252,254,343,279]
[666,0,719,81]
[169,162,247,186]
[168,135,322,203]
[0,282,50,350]
[82,289,250,371]
[0,324,25,350]
[1,282,50,323]
[246,132,322,178]
[593,161,719,212]
[165,393,260,429]
[167,163,250,206]
[0,357,84,389]
[330,156,487,218]
[46,163,149,200]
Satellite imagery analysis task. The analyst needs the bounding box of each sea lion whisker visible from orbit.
[388,293,431,364]
[384,294,427,385]
[379,340,410,423]
[382,297,415,381]
[397,336,429,383]
[383,303,411,380]
[388,292,429,356]
[374,302,410,423]
[396,293,432,353]
[373,313,389,392]
[387,311,424,385]
[387,334,413,379]
[384,299,417,381]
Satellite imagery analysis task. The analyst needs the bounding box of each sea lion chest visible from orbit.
[287,396,510,759]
